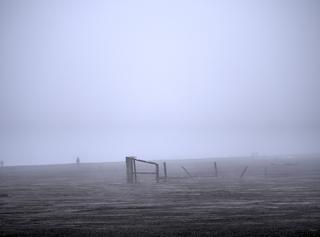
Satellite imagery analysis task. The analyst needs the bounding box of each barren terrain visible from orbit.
[1,156,320,236]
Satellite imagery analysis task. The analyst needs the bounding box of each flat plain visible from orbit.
[1,156,320,236]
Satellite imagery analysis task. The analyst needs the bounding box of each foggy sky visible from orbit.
[1,0,320,165]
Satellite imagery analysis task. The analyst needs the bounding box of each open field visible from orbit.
[1,156,320,236]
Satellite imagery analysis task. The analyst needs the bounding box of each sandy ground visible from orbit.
[1,157,320,236]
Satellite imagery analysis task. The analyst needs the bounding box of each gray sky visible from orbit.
[1,0,320,165]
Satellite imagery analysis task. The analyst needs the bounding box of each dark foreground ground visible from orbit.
[1,156,320,236]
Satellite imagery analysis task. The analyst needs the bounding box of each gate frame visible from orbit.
[126,156,167,184]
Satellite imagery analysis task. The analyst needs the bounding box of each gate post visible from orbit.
[126,156,134,184]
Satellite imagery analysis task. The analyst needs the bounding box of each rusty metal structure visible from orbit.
[126,156,167,184]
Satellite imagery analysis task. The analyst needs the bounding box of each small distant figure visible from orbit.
[76,157,80,165]
[0,161,3,168]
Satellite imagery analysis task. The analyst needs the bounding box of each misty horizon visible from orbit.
[1,0,320,166]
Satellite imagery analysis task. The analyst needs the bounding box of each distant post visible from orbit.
[0,161,3,168]
[163,162,167,182]
[214,162,218,177]
[76,157,80,165]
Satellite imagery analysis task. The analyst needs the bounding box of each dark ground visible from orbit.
[1,156,320,236]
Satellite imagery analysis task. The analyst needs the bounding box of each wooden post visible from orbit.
[214,162,218,177]
[155,164,160,183]
[133,159,137,183]
[240,166,248,178]
[0,161,3,168]
[126,156,134,184]
[163,162,167,182]
[181,166,193,178]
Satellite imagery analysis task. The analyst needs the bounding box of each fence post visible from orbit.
[214,162,218,177]
[163,162,167,181]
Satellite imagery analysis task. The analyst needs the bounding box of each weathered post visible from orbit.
[181,166,193,178]
[126,156,134,184]
[240,166,248,178]
[76,157,80,165]
[0,160,3,168]
[214,162,218,177]
[163,162,167,182]
[155,164,160,183]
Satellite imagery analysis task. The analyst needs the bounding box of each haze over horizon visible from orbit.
[1,0,320,166]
